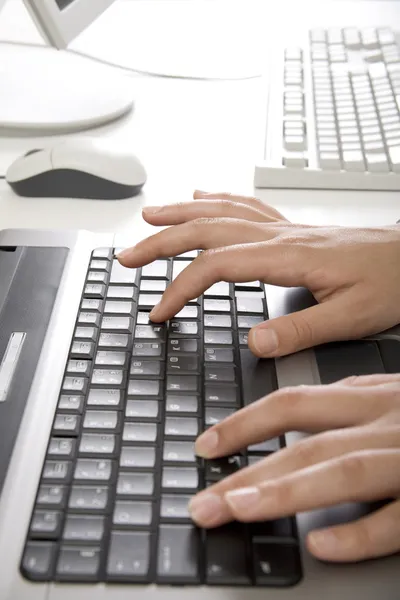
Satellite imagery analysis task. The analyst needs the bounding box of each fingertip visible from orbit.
[307,529,340,561]
[248,327,279,357]
[195,429,219,458]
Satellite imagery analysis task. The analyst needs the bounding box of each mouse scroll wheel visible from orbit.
[24,149,42,157]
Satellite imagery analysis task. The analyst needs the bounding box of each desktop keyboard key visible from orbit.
[58,395,83,412]
[204,314,232,328]
[206,524,250,585]
[42,461,71,482]
[140,279,167,292]
[107,285,136,299]
[67,360,91,376]
[84,284,106,298]
[205,456,242,482]
[204,282,230,297]
[48,438,75,458]
[30,510,62,539]
[98,333,129,349]
[123,422,158,442]
[37,485,67,508]
[142,260,169,278]
[168,339,198,354]
[107,531,150,579]
[104,300,134,315]
[204,299,231,312]
[163,441,196,463]
[132,342,164,357]
[248,438,281,453]
[78,312,100,326]
[93,248,112,260]
[167,375,199,392]
[63,515,105,542]
[62,377,87,393]
[22,542,56,580]
[175,305,199,319]
[81,298,103,312]
[237,315,264,329]
[236,297,264,314]
[204,330,233,345]
[130,360,162,377]
[205,366,236,383]
[83,411,118,430]
[117,472,154,496]
[71,341,94,358]
[205,407,236,426]
[101,316,133,333]
[74,459,113,482]
[135,324,166,341]
[170,321,199,336]
[53,414,80,435]
[68,486,108,511]
[166,394,198,413]
[128,379,160,396]
[95,351,128,367]
[90,259,109,271]
[157,525,200,582]
[165,417,198,437]
[79,433,115,455]
[161,494,192,520]
[91,369,124,386]
[253,542,301,585]
[126,400,159,419]
[87,271,107,284]
[239,331,248,345]
[205,386,239,406]
[162,467,199,490]
[110,261,137,285]
[251,517,295,540]
[113,501,153,526]
[167,355,199,373]
[205,348,234,363]
[120,446,156,468]
[139,294,163,308]
[87,389,121,407]
[56,546,100,580]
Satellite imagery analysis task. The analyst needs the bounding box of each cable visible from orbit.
[0,40,261,82]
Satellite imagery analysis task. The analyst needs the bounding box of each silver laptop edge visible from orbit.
[0,229,398,600]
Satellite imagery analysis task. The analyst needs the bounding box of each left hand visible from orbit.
[188,373,400,563]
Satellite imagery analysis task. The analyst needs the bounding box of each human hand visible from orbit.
[117,190,400,358]
[188,373,400,563]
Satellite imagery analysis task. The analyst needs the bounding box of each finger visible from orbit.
[149,241,307,321]
[193,190,286,221]
[189,429,400,527]
[307,499,400,562]
[248,290,369,358]
[117,219,273,268]
[141,200,276,225]
[194,385,390,459]
[332,373,400,388]
[224,449,400,523]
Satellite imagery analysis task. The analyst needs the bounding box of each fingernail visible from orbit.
[253,328,279,356]
[149,303,161,319]
[143,205,163,215]
[116,248,132,260]
[189,493,223,526]
[225,487,261,513]
[195,430,219,458]
[194,189,208,195]
[308,530,338,554]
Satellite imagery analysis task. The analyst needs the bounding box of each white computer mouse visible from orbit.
[6,139,147,199]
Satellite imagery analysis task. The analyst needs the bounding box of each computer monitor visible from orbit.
[0,0,134,133]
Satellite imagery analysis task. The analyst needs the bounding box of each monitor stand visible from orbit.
[0,43,134,134]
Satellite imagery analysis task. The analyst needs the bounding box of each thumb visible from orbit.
[248,296,364,358]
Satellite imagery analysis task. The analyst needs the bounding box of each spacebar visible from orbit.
[240,349,278,406]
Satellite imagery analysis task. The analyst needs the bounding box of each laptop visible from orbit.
[0,228,399,600]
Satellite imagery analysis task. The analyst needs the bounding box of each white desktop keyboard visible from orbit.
[254,27,400,190]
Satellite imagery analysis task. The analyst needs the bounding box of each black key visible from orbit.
[204,299,231,312]
[130,360,162,377]
[83,410,118,430]
[170,321,199,336]
[107,531,150,580]
[58,394,84,412]
[162,467,199,490]
[205,407,236,426]
[204,314,232,328]
[251,518,295,540]
[42,460,72,482]
[248,438,280,452]
[140,279,167,292]
[238,331,249,345]
[237,315,264,328]
[167,355,199,373]
[175,306,198,319]
[74,459,113,482]
[166,394,198,413]
[205,365,236,383]
[117,472,154,496]
[378,338,400,374]
[168,338,198,354]
[206,524,251,584]
[135,324,166,341]
[62,376,87,394]
[142,260,169,278]
[205,348,234,363]
[67,359,91,376]
[99,333,129,349]
[113,501,153,526]
[101,316,133,333]
[48,437,76,458]
[120,446,156,468]
[205,456,243,482]
[132,342,164,357]
[253,542,301,585]
[123,422,158,442]
[56,546,100,580]
[30,510,62,539]
[167,375,199,392]
[165,417,198,437]
[204,330,232,345]
[95,351,128,367]
[157,525,200,583]
[235,281,263,291]
[22,542,56,580]
[161,494,192,520]
[37,485,67,508]
[70,341,94,359]
[63,515,105,542]
[87,389,122,408]
[236,297,264,314]
[79,433,116,454]
[128,379,160,396]
[91,369,124,386]
[68,486,108,511]
[126,399,159,419]
[163,441,196,463]
[240,349,277,405]
[315,340,385,384]
[205,385,239,406]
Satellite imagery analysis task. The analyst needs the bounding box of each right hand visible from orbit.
[118,191,400,358]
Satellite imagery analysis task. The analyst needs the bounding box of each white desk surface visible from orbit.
[0,0,399,241]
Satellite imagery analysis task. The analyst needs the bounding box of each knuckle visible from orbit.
[287,314,315,347]
[271,386,305,412]
[339,453,368,489]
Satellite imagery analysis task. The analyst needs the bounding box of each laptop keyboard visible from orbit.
[20,248,302,586]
